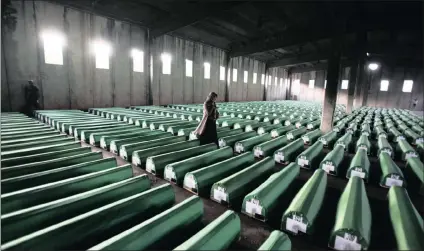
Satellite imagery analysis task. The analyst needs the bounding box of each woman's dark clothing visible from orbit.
[199,118,218,145]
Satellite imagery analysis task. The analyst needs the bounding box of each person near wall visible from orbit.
[23,80,40,117]
[194,92,219,145]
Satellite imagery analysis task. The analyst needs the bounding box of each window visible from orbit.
[285,79,290,89]
[150,56,153,82]
[280,78,283,86]
[324,80,327,89]
[243,71,248,83]
[268,75,272,85]
[380,80,389,91]
[161,53,172,74]
[131,49,144,72]
[204,62,210,79]
[293,79,300,95]
[185,59,193,77]
[253,73,257,84]
[308,79,315,89]
[232,69,238,82]
[402,80,413,92]
[41,31,65,65]
[92,40,112,69]
[274,77,278,86]
[227,69,231,83]
[220,66,225,81]
[341,80,349,89]
[261,74,265,85]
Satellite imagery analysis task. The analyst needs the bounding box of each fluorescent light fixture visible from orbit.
[308,79,315,89]
[368,63,379,71]
[41,30,66,65]
[92,40,112,69]
[380,80,389,91]
[185,59,193,77]
[232,69,238,82]
[131,49,144,72]
[220,66,225,80]
[244,71,248,83]
[161,53,172,74]
[402,80,413,92]
[253,73,257,84]
[204,62,210,79]
[341,80,349,89]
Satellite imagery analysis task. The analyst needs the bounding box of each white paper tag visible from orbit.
[89,135,95,145]
[379,133,387,138]
[254,148,264,157]
[286,217,307,234]
[307,124,313,129]
[219,139,226,147]
[81,132,87,142]
[406,152,418,159]
[385,177,403,187]
[235,143,244,153]
[358,145,368,151]
[287,133,294,140]
[337,142,346,149]
[397,136,405,141]
[213,187,227,202]
[145,159,154,172]
[271,131,279,138]
[320,139,327,145]
[119,149,127,159]
[285,121,291,126]
[100,139,107,149]
[302,136,309,143]
[164,167,175,181]
[246,199,263,215]
[274,152,284,163]
[132,156,141,166]
[350,169,365,179]
[381,149,392,156]
[322,163,335,173]
[334,234,362,250]
[417,138,424,144]
[297,158,309,167]
[184,175,196,189]
[258,128,265,134]
[362,131,370,136]
[110,143,117,153]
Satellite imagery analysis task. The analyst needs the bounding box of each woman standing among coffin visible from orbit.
[194,92,219,145]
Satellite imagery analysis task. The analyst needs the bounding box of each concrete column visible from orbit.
[320,38,341,133]
[224,55,231,102]
[346,63,358,113]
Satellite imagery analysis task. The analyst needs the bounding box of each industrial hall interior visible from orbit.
[1,0,424,250]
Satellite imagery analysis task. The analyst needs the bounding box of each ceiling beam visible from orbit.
[150,2,245,38]
[268,53,329,67]
[289,60,353,73]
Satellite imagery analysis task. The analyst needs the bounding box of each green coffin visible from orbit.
[405,157,424,195]
[328,176,371,250]
[307,120,321,130]
[234,133,272,153]
[89,128,149,146]
[1,147,92,167]
[355,135,371,154]
[379,152,405,188]
[388,186,424,250]
[274,138,304,164]
[301,129,322,145]
[210,157,275,207]
[1,137,75,152]
[73,124,126,139]
[1,174,151,243]
[132,140,200,167]
[346,149,370,182]
[396,139,418,161]
[233,120,259,130]
[257,124,282,135]
[1,134,65,146]
[164,122,199,134]
[173,210,240,250]
[388,127,403,143]
[109,132,171,154]
[1,164,132,214]
[164,147,233,185]
[79,125,136,141]
[253,135,288,158]
[157,121,192,131]
[1,157,117,193]
[88,195,202,250]
[1,184,175,251]
[188,127,234,140]
[146,144,217,176]
[296,141,323,169]
[374,125,387,140]
[101,130,169,150]
[177,127,198,137]
[335,132,353,151]
[270,125,295,138]
[377,135,393,158]
[242,162,299,221]
[286,127,307,141]
[183,152,254,195]
[318,131,338,148]
[1,130,58,141]
[1,142,81,159]
[218,131,257,148]
[257,230,291,251]
[319,145,345,176]
[281,169,327,235]
[245,121,271,132]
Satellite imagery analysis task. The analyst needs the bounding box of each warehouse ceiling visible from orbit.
[51,0,423,68]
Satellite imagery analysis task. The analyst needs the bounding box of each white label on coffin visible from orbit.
[358,145,368,151]
[334,234,362,250]
[287,133,294,140]
[302,136,309,143]
[320,139,327,145]
[274,153,284,163]
[164,167,175,180]
[235,144,244,153]
[246,200,263,215]
[362,131,370,136]
[120,149,127,159]
[350,170,365,179]
[406,152,418,159]
[89,135,95,145]
[337,142,346,149]
[213,188,227,202]
[286,218,307,234]
[297,158,309,167]
[184,175,196,189]
[110,144,117,153]
[397,136,405,141]
[385,177,403,187]
[254,148,264,157]
[380,133,387,138]
[219,139,226,147]
[322,163,334,172]
[132,156,141,166]
[145,160,154,172]
[381,149,392,156]
[81,133,86,142]
[417,138,424,144]
[100,139,106,149]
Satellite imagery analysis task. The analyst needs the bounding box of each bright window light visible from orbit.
[204,62,210,79]
[293,79,300,95]
[41,31,65,65]
[285,79,289,89]
[274,77,278,86]
[227,69,231,83]
[261,74,265,85]
[161,53,172,75]
[150,56,153,82]
[280,78,283,86]
[324,80,327,89]
[244,71,248,83]
[341,80,349,89]
[131,49,144,72]
[92,40,112,69]
[268,75,272,85]
[220,66,225,81]
[309,79,315,89]
[402,80,413,92]
[185,59,193,77]
[380,80,389,91]
[368,63,379,71]
[232,69,238,82]
[253,73,257,84]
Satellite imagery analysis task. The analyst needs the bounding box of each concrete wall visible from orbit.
[288,66,424,110]
[1,0,288,111]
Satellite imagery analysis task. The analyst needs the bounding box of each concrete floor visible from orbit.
[82,141,423,250]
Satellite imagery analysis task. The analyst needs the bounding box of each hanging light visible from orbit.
[368,63,379,71]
